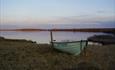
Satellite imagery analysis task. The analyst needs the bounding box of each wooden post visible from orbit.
[50,30,54,48]
[86,40,88,47]
[83,40,88,56]
[80,40,82,54]
[85,40,88,56]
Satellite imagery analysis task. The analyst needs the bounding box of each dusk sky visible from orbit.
[0,0,115,28]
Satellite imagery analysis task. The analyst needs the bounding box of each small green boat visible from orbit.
[53,40,87,55]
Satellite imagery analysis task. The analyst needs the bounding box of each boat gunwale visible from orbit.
[53,40,87,44]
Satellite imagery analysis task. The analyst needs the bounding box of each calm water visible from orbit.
[0,31,107,43]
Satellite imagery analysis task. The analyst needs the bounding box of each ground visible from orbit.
[0,37,115,70]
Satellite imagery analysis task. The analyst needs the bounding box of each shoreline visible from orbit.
[0,28,115,33]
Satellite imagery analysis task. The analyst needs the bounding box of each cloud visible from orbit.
[96,11,106,13]
[47,15,115,24]
[1,15,115,24]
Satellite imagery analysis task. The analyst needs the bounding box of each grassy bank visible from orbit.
[81,45,115,70]
[0,37,115,70]
[0,37,80,70]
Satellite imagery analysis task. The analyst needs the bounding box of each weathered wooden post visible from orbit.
[86,40,88,47]
[50,30,54,48]
[82,40,88,57]
[84,40,88,56]
[80,40,82,52]
[80,40,83,56]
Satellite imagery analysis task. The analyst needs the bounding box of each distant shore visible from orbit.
[0,28,115,33]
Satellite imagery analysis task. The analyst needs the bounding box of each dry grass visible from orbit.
[80,45,115,70]
[0,37,115,70]
[0,39,79,70]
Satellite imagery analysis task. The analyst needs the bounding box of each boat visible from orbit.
[53,40,87,55]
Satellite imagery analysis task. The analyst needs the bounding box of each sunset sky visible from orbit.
[0,0,115,28]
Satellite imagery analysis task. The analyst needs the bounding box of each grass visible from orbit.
[0,38,80,70]
[80,45,115,70]
[0,37,115,70]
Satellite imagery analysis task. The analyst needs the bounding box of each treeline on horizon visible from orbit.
[0,28,115,33]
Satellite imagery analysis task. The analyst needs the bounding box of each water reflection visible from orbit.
[0,31,107,43]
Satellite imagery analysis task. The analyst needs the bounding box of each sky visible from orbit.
[0,0,115,28]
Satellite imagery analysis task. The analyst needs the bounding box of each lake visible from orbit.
[0,31,108,44]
